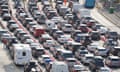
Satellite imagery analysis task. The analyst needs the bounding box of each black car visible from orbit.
[89,31,100,41]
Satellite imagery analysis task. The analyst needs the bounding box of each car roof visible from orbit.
[114,46,120,49]
[97,46,106,49]
[66,58,76,60]
[42,55,50,57]
[109,56,120,59]
[85,54,94,57]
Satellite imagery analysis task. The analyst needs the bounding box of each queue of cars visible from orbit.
[0,0,120,72]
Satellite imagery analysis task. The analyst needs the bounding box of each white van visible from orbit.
[11,44,32,65]
[50,61,69,72]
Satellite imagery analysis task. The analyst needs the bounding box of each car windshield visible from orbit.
[63,53,73,58]
[98,49,106,51]
[57,32,64,35]
[80,51,88,54]
[110,32,117,36]
[44,57,50,60]
[112,59,120,61]
[86,57,94,59]
[73,45,81,48]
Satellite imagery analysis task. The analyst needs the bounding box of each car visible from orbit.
[45,20,57,31]
[30,25,45,38]
[49,45,62,53]
[77,24,89,33]
[57,5,70,16]
[105,56,120,67]
[30,42,40,49]
[2,36,18,47]
[43,40,57,49]
[57,49,74,61]
[2,13,11,21]
[0,29,8,37]
[72,64,89,72]
[71,30,82,39]
[74,33,90,43]
[22,18,33,27]
[16,31,27,40]
[8,20,16,26]
[75,49,89,60]
[86,19,96,28]
[23,38,34,44]
[61,24,74,33]
[14,28,24,36]
[103,38,119,49]
[57,20,68,29]
[57,35,72,44]
[87,42,99,52]
[94,46,108,57]
[111,46,120,57]
[39,34,52,43]
[49,28,58,36]
[53,30,64,40]
[0,33,11,41]
[46,10,58,19]
[64,13,74,24]
[24,60,42,72]
[89,31,101,41]
[98,67,112,72]
[89,56,104,72]
[36,13,46,24]
[8,23,19,32]
[20,34,31,42]
[32,47,45,58]
[38,55,52,65]
[105,31,119,40]
[81,54,94,65]
[26,22,36,30]
[64,41,82,54]
[98,26,109,35]
[65,58,77,67]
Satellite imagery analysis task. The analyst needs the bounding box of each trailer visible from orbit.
[11,44,32,65]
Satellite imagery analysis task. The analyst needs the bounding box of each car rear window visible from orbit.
[111,59,120,61]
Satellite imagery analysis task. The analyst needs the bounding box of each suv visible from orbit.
[89,56,104,72]
[105,56,120,67]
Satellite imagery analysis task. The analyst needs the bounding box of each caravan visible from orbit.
[11,44,32,65]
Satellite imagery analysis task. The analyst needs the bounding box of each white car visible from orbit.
[38,55,51,65]
[57,35,72,44]
[105,56,120,67]
[98,26,109,35]
[94,46,108,57]
[73,64,89,72]
[62,24,73,33]
[87,42,99,52]
[98,67,112,72]
[81,54,94,64]
[43,40,57,49]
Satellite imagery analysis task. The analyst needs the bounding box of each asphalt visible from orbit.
[96,2,120,28]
